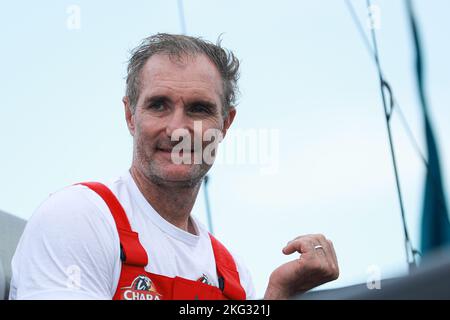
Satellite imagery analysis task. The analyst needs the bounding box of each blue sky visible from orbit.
[1,0,449,297]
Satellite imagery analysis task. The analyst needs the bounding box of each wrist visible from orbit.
[263,283,291,300]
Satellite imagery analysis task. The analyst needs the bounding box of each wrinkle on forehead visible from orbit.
[139,53,223,99]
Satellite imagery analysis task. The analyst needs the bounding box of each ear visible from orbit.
[222,106,236,138]
[123,96,135,136]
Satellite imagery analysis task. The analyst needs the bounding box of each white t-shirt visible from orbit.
[9,171,255,300]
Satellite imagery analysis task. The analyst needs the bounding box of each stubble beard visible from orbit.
[135,143,212,189]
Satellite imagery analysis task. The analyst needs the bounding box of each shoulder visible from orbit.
[20,183,122,261]
[10,183,121,300]
[27,183,118,234]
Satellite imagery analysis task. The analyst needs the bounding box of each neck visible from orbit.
[129,165,201,234]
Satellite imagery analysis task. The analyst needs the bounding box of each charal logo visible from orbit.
[196,273,212,286]
[121,275,162,300]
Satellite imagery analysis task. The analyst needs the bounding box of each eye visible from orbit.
[189,104,212,114]
[148,100,166,111]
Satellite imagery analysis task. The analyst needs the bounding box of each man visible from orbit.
[9,34,339,300]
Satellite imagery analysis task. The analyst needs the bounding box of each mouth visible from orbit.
[156,147,173,153]
[156,146,196,153]
[156,148,196,157]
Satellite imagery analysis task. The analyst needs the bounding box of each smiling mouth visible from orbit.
[156,148,195,153]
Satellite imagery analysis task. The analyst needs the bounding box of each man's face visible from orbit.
[125,53,235,187]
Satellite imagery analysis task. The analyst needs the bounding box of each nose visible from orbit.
[165,106,192,139]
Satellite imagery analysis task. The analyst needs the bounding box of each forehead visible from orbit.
[139,53,223,101]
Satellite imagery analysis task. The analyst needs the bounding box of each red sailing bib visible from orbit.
[78,182,246,300]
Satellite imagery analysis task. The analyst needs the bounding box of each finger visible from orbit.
[301,234,328,257]
[316,238,339,278]
[317,237,338,275]
[327,240,339,274]
[314,237,328,259]
[329,240,338,262]
[282,238,315,255]
[283,234,326,255]
[308,235,335,269]
[284,234,325,249]
[315,237,337,275]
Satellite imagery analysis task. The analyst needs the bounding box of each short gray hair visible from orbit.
[125,33,240,116]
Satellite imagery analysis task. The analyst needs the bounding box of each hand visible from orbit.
[264,234,339,300]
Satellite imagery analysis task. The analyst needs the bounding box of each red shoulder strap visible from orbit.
[209,234,246,300]
[77,182,148,267]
